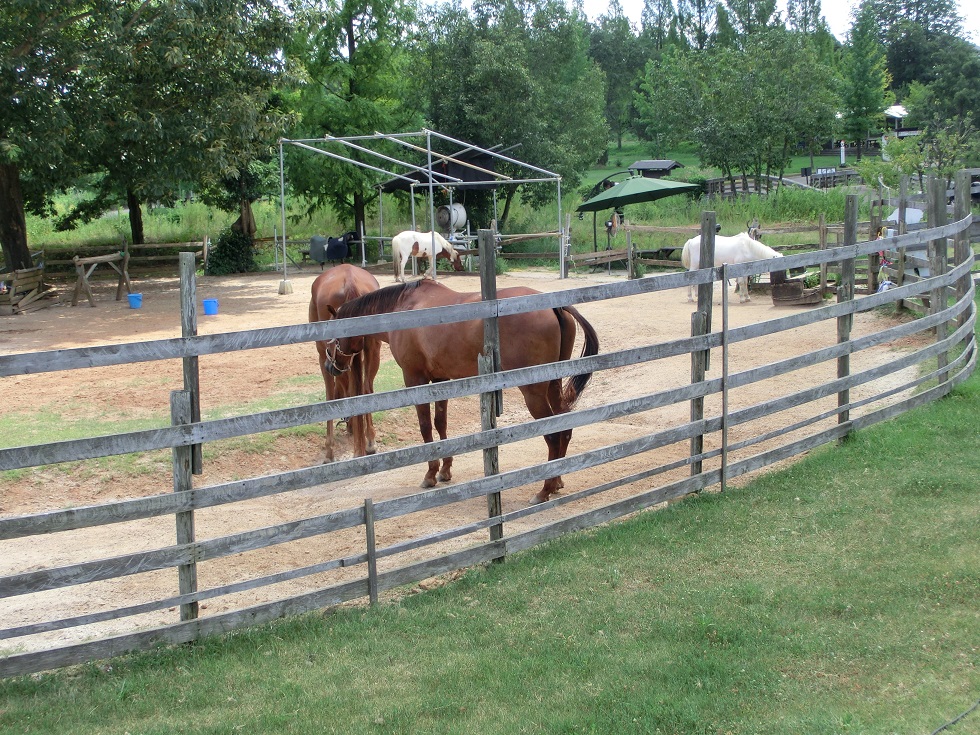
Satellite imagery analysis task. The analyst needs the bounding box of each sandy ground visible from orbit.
[0,264,922,656]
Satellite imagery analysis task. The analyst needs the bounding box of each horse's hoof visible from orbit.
[437,472,452,483]
[420,477,437,488]
[528,492,551,505]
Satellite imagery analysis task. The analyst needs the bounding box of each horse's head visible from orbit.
[324,336,363,377]
[448,247,465,272]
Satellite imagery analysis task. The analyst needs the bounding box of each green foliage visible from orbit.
[839,2,892,152]
[417,0,607,228]
[636,30,838,182]
[206,228,257,276]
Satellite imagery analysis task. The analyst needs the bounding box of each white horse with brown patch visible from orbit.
[391,230,464,282]
[681,232,782,302]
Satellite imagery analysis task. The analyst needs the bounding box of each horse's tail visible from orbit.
[558,305,599,410]
[681,239,693,270]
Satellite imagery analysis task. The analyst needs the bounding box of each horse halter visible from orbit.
[325,339,356,375]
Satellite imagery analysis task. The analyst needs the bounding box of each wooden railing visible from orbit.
[0,189,975,678]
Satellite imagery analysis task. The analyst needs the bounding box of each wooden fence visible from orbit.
[0,183,975,677]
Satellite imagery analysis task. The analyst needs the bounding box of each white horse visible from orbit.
[681,232,783,303]
[390,230,464,282]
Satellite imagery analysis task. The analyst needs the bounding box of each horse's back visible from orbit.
[387,282,563,377]
[310,265,379,322]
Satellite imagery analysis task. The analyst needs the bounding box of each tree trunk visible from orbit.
[499,188,515,231]
[127,189,145,244]
[0,163,32,271]
[231,198,257,239]
[353,191,366,243]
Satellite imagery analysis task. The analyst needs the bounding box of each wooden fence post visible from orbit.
[696,211,716,370]
[837,195,857,439]
[954,169,973,330]
[171,390,198,621]
[364,498,378,605]
[179,253,203,475]
[819,213,828,295]
[626,230,635,280]
[928,177,949,383]
[895,177,909,311]
[478,229,504,549]
[690,211,715,480]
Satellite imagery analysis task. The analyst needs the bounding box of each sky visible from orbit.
[578,0,980,42]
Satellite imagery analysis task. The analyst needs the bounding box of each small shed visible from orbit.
[628,160,684,179]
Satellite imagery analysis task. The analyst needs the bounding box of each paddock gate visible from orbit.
[0,182,976,677]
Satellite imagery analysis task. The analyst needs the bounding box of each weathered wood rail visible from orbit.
[0,182,975,677]
[45,240,209,273]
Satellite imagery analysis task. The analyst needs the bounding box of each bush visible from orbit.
[206,228,256,275]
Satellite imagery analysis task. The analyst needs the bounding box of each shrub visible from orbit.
[206,228,256,275]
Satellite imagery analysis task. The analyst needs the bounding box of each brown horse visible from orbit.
[308,265,382,462]
[325,279,599,504]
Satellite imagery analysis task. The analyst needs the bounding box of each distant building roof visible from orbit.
[628,160,685,178]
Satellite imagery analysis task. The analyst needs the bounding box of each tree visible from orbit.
[640,0,675,52]
[287,0,422,236]
[417,0,606,230]
[867,0,962,92]
[0,1,289,271]
[635,30,838,183]
[676,0,716,49]
[589,2,642,149]
[723,0,778,39]
[0,2,118,270]
[70,1,290,244]
[634,46,700,156]
[839,1,891,160]
[786,0,822,35]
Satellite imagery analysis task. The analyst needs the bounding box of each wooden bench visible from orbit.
[0,258,57,315]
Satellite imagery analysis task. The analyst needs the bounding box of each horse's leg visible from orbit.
[412,400,441,488]
[320,364,336,463]
[520,382,566,505]
[688,283,696,302]
[433,397,453,482]
[739,276,750,302]
[362,340,380,455]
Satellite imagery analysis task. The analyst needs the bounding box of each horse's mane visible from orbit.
[742,234,781,259]
[335,280,422,319]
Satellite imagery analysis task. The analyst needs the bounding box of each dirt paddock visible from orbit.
[0,264,919,654]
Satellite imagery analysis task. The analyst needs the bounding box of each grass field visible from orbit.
[1,303,977,734]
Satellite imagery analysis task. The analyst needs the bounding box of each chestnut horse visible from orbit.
[308,265,382,461]
[325,279,599,505]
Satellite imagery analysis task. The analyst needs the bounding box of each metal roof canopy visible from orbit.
[277,129,568,278]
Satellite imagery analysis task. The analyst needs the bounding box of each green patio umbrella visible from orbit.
[576,175,700,212]
[577,175,700,251]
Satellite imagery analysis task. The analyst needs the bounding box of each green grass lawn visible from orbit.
[2,311,977,734]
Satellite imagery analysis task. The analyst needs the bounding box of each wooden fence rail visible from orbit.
[0,187,975,677]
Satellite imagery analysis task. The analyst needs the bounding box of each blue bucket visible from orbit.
[127,293,143,309]
[202,298,219,315]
